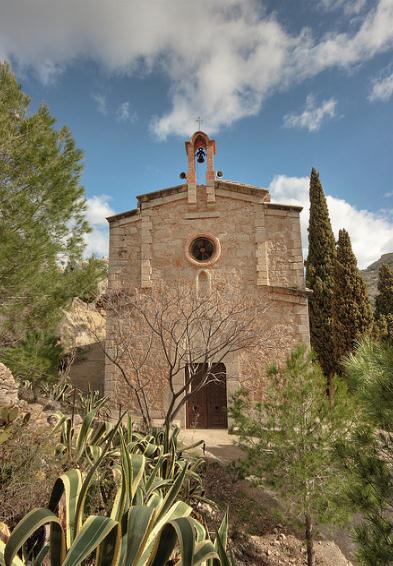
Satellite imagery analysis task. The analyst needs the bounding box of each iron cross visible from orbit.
[196,116,203,130]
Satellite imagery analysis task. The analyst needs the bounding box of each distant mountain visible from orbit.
[361,253,393,304]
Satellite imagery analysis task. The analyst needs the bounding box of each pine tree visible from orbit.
[341,339,393,565]
[0,62,90,343]
[306,168,336,382]
[230,346,357,566]
[0,63,105,390]
[332,229,372,371]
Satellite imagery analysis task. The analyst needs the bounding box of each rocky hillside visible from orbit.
[361,252,393,304]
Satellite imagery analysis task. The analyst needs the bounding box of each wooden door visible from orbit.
[186,363,227,429]
[207,363,227,428]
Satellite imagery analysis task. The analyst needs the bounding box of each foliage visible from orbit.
[344,338,393,428]
[0,63,106,392]
[342,339,393,565]
[375,264,393,343]
[63,257,108,304]
[0,422,63,529]
[1,332,63,400]
[0,62,88,340]
[332,229,372,372]
[306,168,336,383]
[375,264,393,319]
[54,408,207,510]
[230,345,357,566]
[0,422,233,566]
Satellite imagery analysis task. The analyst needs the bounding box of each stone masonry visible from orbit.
[105,131,310,428]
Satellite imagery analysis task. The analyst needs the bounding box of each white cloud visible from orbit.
[269,174,393,268]
[317,0,367,15]
[283,95,337,132]
[369,70,393,101]
[83,195,115,257]
[91,93,107,115]
[1,0,393,137]
[116,101,137,123]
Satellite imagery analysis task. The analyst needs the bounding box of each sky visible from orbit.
[1,0,393,267]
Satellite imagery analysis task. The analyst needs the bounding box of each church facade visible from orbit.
[105,131,309,429]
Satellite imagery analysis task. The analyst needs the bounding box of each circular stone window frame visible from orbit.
[185,233,221,267]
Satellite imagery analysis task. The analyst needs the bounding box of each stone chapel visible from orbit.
[105,131,310,429]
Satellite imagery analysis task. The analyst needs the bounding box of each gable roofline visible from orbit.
[107,179,301,223]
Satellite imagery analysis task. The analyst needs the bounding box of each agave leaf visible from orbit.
[214,528,234,566]
[155,464,188,523]
[90,421,110,446]
[110,467,127,523]
[4,509,65,566]
[53,413,68,434]
[141,500,192,563]
[75,410,97,461]
[126,415,133,443]
[192,540,220,565]
[86,444,103,466]
[179,439,205,453]
[119,434,146,506]
[144,457,164,495]
[121,506,155,566]
[32,543,49,565]
[48,469,83,548]
[74,416,123,536]
[146,478,172,497]
[190,518,207,543]
[147,493,163,510]
[62,516,120,566]
[150,516,195,566]
[215,509,229,553]
[0,539,24,566]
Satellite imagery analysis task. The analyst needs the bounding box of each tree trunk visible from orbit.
[305,513,315,566]
[32,380,39,403]
[327,371,335,407]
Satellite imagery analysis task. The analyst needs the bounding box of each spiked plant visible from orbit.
[0,425,232,566]
[54,410,207,512]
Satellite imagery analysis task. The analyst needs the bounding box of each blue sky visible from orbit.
[1,0,393,266]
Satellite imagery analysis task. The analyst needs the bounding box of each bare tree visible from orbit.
[96,281,281,436]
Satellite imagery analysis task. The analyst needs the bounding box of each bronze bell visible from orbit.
[196,147,206,163]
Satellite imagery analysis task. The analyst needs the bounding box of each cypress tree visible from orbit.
[306,168,336,382]
[374,264,393,342]
[375,264,393,318]
[332,229,372,371]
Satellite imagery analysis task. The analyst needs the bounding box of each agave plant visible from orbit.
[0,423,234,565]
[55,409,208,509]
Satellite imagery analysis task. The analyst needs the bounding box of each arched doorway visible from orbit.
[186,363,228,429]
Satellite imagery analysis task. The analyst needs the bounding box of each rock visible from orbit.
[59,297,106,351]
[43,400,62,412]
[73,414,83,426]
[47,414,60,426]
[0,363,18,406]
[361,252,393,305]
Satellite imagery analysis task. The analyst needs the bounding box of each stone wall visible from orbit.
[68,342,105,395]
[105,180,310,426]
